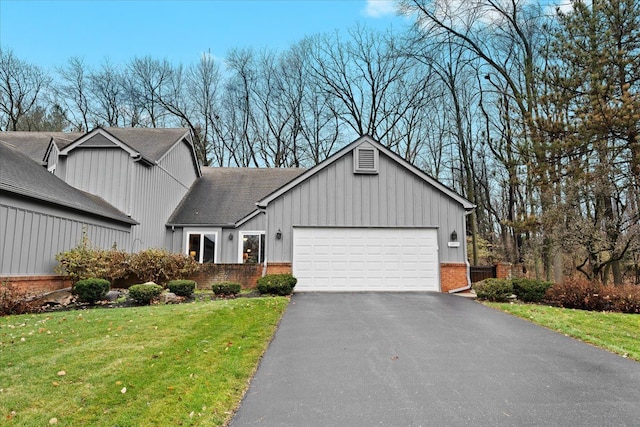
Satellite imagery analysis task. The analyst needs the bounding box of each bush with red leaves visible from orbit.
[544,277,640,313]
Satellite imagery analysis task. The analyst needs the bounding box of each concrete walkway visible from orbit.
[231,292,640,426]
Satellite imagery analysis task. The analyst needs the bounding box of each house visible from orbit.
[1,129,474,293]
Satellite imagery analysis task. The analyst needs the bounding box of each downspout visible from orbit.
[448,209,474,294]
[259,206,268,277]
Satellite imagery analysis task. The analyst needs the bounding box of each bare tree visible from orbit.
[125,56,173,127]
[89,60,124,127]
[0,49,51,131]
[56,57,92,131]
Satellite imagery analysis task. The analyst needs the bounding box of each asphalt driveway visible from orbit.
[231,292,640,426]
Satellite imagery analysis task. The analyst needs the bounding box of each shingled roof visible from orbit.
[0,141,137,225]
[167,167,307,226]
[0,131,82,163]
[101,127,191,162]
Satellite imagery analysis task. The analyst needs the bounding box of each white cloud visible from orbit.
[363,0,396,18]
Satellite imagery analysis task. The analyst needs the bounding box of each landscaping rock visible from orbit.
[105,290,122,301]
[160,292,180,304]
[31,289,74,307]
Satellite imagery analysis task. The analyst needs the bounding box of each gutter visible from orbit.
[259,206,268,278]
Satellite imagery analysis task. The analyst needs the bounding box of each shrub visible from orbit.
[473,278,513,302]
[128,283,164,305]
[73,278,110,304]
[543,278,606,311]
[55,232,129,283]
[601,285,640,314]
[128,249,199,285]
[167,280,196,297]
[545,278,640,313]
[257,274,297,296]
[1,282,38,316]
[212,282,241,297]
[512,278,553,303]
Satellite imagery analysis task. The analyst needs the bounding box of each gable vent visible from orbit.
[354,146,379,174]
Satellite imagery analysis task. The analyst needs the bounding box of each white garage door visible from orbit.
[292,227,439,292]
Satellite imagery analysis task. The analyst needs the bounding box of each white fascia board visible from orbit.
[59,128,140,158]
[235,209,263,228]
[257,136,374,208]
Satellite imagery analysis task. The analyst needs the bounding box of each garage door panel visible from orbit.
[293,227,439,292]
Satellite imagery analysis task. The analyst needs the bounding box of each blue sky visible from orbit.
[0,0,407,69]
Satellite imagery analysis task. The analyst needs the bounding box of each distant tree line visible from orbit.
[1,0,638,285]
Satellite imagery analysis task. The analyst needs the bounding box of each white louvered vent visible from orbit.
[353,146,379,174]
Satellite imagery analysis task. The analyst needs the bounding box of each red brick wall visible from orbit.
[496,262,512,280]
[0,275,72,297]
[266,263,292,275]
[440,263,469,293]
[186,264,264,289]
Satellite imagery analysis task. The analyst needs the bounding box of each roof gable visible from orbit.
[58,127,198,169]
[257,135,475,210]
[0,141,137,225]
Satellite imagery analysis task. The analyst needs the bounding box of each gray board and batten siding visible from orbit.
[0,141,134,276]
[261,137,473,265]
[51,128,200,251]
[1,193,132,275]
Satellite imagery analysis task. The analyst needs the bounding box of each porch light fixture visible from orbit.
[276,229,282,240]
[450,230,458,241]
[228,233,233,241]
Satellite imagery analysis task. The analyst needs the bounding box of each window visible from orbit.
[187,232,216,263]
[240,232,265,264]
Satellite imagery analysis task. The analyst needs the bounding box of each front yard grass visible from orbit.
[486,302,640,362]
[0,297,288,426]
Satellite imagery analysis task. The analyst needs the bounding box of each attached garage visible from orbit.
[293,227,439,291]
[257,136,475,293]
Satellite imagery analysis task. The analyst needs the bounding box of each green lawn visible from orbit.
[486,302,640,361]
[0,297,288,426]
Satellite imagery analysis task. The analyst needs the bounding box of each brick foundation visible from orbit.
[0,275,72,297]
[440,263,469,293]
[186,263,293,289]
[185,264,263,289]
[266,263,292,275]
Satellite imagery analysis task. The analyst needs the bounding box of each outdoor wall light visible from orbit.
[228,233,233,241]
[276,229,282,240]
[450,230,458,241]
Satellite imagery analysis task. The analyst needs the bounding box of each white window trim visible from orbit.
[185,231,218,263]
[238,231,265,264]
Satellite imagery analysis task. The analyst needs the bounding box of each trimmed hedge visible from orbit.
[128,283,164,305]
[512,278,553,303]
[73,278,110,304]
[473,278,513,302]
[212,282,241,297]
[257,274,297,296]
[167,280,196,297]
